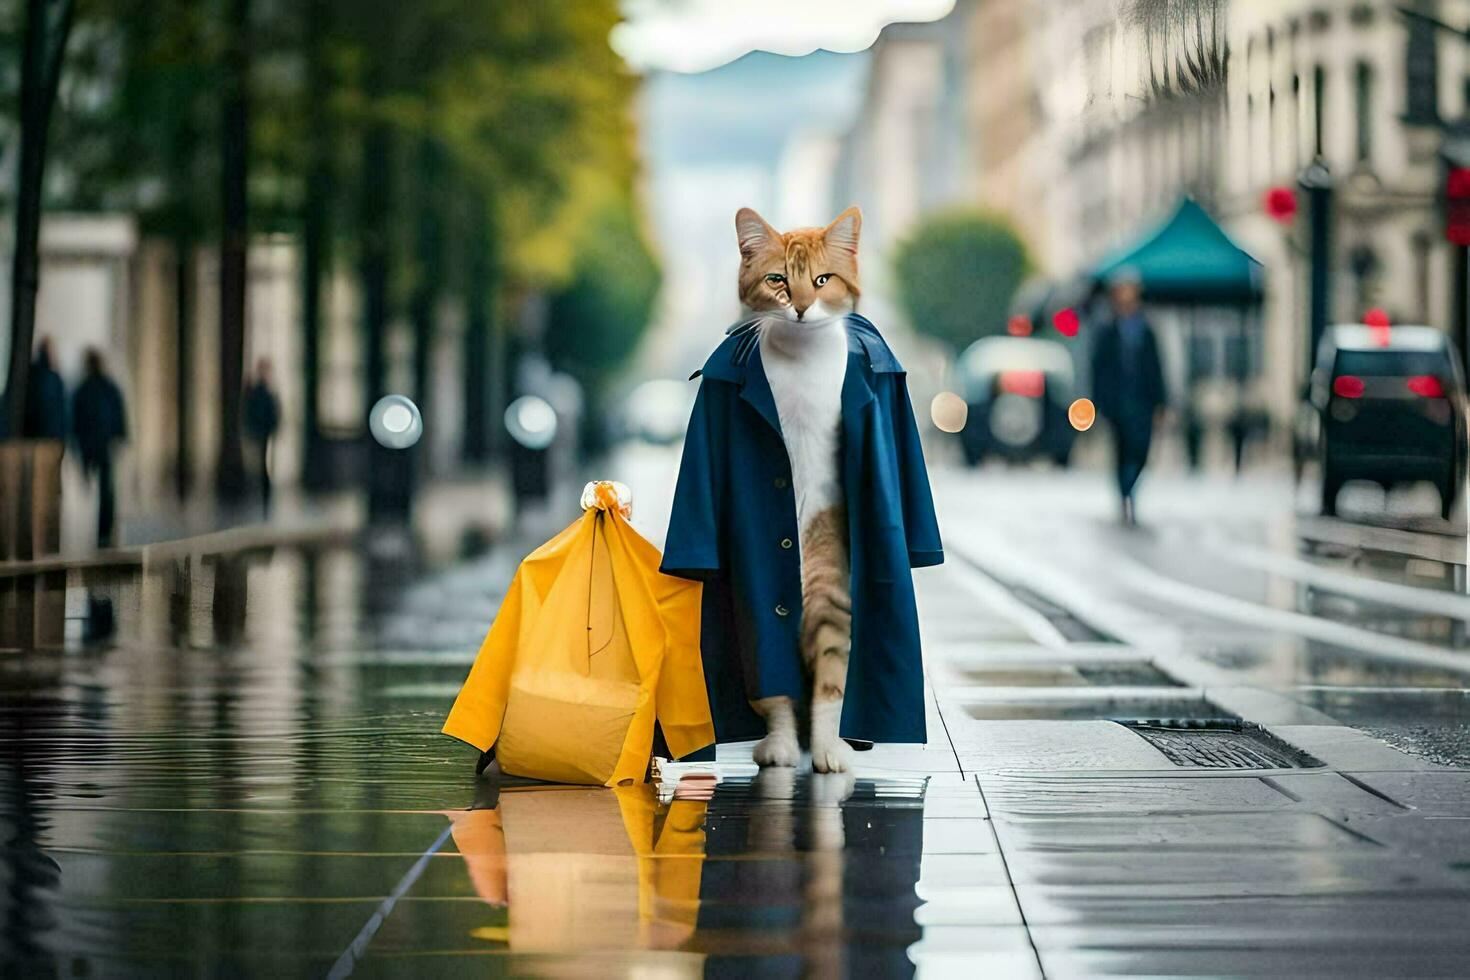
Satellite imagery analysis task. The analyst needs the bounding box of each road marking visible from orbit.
[1109,552,1470,673]
[327,823,454,979]
[1200,533,1470,621]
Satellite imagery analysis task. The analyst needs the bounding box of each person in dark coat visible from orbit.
[661,314,943,751]
[1090,271,1167,524]
[71,348,127,548]
[244,358,281,512]
[23,337,66,441]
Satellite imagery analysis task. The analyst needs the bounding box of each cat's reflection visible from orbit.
[742,767,856,977]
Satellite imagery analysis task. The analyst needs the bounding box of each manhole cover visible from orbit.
[1120,719,1324,769]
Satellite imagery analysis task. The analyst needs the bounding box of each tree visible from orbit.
[3,0,74,438]
[544,197,660,409]
[891,211,1031,350]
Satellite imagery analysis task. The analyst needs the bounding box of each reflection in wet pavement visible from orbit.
[1296,688,1470,768]
[0,545,944,976]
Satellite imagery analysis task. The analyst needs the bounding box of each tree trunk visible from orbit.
[360,121,391,407]
[4,0,74,438]
[360,116,403,522]
[300,0,331,490]
[216,0,250,500]
[410,138,443,471]
[462,189,499,464]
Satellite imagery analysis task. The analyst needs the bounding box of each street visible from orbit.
[3,455,1469,976]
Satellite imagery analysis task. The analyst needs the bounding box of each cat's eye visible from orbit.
[815,274,832,287]
[764,273,786,286]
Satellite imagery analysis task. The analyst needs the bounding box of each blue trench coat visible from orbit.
[661,314,943,746]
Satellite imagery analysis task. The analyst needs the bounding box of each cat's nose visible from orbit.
[793,303,809,319]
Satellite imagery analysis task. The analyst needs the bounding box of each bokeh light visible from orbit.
[1052,307,1080,337]
[930,391,968,434]
[504,395,559,450]
[368,394,423,449]
[1006,314,1033,337]
[1067,397,1096,432]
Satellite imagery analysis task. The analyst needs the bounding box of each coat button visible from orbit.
[780,538,793,550]
[774,476,788,489]
[774,603,789,617]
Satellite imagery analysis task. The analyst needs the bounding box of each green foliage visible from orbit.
[891,211,1031,350]
[544,197,661,400]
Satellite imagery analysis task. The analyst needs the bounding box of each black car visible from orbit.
[954,335,1078,466]
[1310,324,1466,518]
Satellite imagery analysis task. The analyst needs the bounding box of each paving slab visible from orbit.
[948,720,1176,772]
[993,811,1383,853]
[978,773,1297,815]
[1271,723,1446,771]
[1343,770,1470,813]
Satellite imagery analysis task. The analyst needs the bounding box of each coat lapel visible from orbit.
[739,342,784,436]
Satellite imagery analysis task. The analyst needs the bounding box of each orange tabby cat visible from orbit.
[735,205,860,773]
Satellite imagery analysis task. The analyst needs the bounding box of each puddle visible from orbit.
[0,543,948,975]
[1298,590,1469,650]
[1294,688,1470,767]
[962,697,1231,722]
[955,661,1182,687]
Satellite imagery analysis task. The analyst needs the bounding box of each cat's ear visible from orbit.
[736,207,778,258]
[824,206,861,255]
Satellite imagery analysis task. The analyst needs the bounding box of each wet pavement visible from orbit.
[3,461,1470,976]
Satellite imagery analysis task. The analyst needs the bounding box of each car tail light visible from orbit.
[1406,375,1445,398]
[999,370,1045,398]
[1332,375,1365,399]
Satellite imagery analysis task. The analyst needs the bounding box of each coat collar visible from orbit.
[691,314,900,435]
[693,313,903,383]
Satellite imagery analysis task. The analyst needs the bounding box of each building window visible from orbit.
[1355,63,1374,166]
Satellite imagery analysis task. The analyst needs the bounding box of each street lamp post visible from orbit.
[1441,126,1470,383]
[1298,158,1333,376]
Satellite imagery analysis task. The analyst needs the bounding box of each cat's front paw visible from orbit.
[753,730,801,767]
[810,736,855,774]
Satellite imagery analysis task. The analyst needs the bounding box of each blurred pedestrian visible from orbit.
[244,358,281,513]
[23,337,66,442]
[71,348,127,548]
[1090,270,1167,524]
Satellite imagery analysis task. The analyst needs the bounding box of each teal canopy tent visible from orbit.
[1092,198,1264,306]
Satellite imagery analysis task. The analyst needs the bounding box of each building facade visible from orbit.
[1029,0,1470,427]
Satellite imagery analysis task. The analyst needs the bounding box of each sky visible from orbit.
[624,1,957,377]
[613,0,956,74]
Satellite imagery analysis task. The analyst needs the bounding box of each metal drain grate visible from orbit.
[1119,719,1325,769]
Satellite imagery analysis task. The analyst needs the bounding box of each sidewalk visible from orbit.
[888,540,1470,977]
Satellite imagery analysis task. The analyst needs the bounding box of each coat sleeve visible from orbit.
[889,375,944,568]
[660,381,725,581]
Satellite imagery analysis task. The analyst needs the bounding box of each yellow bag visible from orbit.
[442,482,715,786]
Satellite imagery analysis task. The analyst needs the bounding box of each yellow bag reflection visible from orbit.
[440,784,708,956]
[443,482,714,786]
